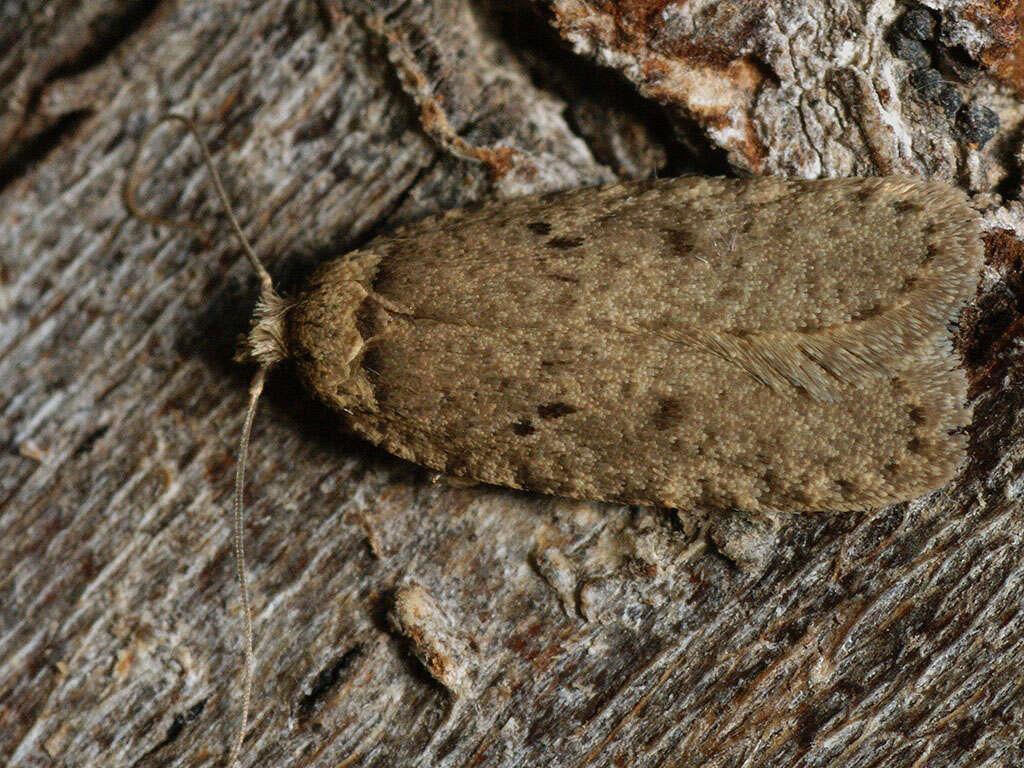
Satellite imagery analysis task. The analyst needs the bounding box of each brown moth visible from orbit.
[247,175,982,512]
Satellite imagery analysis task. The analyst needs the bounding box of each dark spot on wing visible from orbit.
[513,463,537,489]
[652,397,688,430]
[445,454,470,475]
[850,303,883,321]
[785,487,813,507]
[538,402,577,419]
[547,236,585,249]
[528,221,552,235]
[908,406,926,424]
[547,273,579,284]
[834,479,856,499]
[512,419,536,436]
[892,200,920,214]
[661,227,695,257]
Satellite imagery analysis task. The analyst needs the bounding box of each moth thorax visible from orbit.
[285,274,379,412]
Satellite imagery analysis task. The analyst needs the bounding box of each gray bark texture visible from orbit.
[2,1,1024,767]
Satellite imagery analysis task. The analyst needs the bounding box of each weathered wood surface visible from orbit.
[1,1,1023,767]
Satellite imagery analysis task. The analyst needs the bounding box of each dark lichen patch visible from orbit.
[512,419,536,436]
[546,236,585,249]
[899,6,938,41]
[890,34,931,69]
[652,397,688,430]
[956,103,1000,148]
[538,402,577,419]
[527,221,552,235]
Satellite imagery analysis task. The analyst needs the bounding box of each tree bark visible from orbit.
[1,1,1023,767]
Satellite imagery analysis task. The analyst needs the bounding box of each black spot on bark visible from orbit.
[294,99,341,143]
[164,700,207,744]
[297,646,363,719]
[512,419,536,436]
[528,221,552,235]
[546,236,585,249]
[954,719,983,750]
[73,424,110,457]
[538,402,577,419]
[652,397,688,430]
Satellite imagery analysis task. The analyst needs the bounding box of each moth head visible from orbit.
[238,287,290,367]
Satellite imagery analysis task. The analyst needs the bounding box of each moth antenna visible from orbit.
[226,365,267,767]
[123,112,276,294]
[125,114,282,765]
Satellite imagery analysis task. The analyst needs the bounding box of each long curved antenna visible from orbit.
[226,365,267,766]
[123,113,275,293]
[124,113,279,767]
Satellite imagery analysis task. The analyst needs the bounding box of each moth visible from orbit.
[245,174,982,513]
